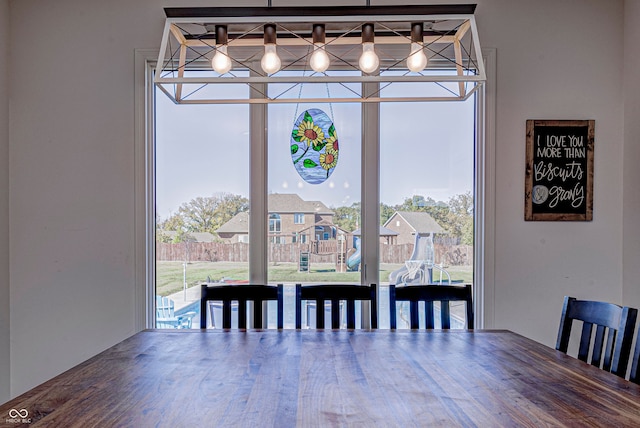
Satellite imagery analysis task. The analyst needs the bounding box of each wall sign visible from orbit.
[525,119,594,221]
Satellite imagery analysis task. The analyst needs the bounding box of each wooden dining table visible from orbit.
[2,329,640,427]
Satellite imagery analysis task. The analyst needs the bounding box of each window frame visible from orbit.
[135,48,496,330]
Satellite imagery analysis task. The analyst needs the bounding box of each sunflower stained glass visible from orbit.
[290,108,339,185]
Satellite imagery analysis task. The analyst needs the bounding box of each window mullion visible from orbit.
[250,65,268,327]
[361,77,380,328]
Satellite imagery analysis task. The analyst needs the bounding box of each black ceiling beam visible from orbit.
[164,4,477,19]
[183,30,451,41]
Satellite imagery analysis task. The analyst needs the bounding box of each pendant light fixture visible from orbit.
[261,24,282,74]
[309,24,330,73]
[211,25,232,74]
[358,23,379,74]
[407,22,428,73]
[157,5,487,104]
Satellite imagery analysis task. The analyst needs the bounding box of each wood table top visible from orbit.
[2,330,640,427]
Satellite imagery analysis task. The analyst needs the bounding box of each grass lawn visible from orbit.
[156,261,473,296]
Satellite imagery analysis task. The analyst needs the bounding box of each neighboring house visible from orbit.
[351,226,399,245]
[382,211,445,245]
[216,193,338,244]
[215,211,250,243]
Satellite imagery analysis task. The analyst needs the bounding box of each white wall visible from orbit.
[7,0,164,397]
[623,1,640,310]
[477,0,625,344]
[0,0,10,405]
[5,0,633,398]
[6,0,259,400]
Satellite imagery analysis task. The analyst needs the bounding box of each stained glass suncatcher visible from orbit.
[290,108,339,185]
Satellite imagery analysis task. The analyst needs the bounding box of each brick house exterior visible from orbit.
[216,193,340,244]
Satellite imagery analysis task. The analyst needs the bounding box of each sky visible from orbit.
[155,79,475,220]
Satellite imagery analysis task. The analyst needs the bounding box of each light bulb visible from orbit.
[310,43,330,73]
[359,42,379,74]
[407,42,427,72]
[212,45,232,74]
[261,44,281,74]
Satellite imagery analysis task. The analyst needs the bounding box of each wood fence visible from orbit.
[156,241,472,266]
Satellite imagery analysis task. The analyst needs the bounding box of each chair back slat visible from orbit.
[578,323,594,362]
[555,296,637,378]
[424,301,434,329]
[295,284,377,329]
[591,325,606,369]
[602,327,616,372]
[254,298,263,328]
[631,328,640,384]
[412,301,421,329]
[390,284,473,330]
[222,300,233,329]
[200,284,284,329]
[441,301,451,329]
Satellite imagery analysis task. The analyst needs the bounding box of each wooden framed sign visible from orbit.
[525,119,594,221]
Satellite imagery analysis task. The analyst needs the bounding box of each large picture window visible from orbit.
[152,69,479,329]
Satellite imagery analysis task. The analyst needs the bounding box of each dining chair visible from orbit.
[295,283,378,329]
[389,283,474,329]
[631,327,640,384]
[200,283,284,329]
[555,296,637,378]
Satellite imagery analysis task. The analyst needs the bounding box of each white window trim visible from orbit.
[269,214,282,233]
[134,48,497,330]
[475,47,497,329]
[134,49,158,331]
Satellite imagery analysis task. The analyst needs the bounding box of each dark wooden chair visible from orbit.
[630,327,640,384]
[295,283,377,329]
[555,296,637,378]
[389,283,473,329]
[200,284,284,329]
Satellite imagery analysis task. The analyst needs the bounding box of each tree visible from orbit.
[448,192,473,216]
[177,193,249,234]
[212,193,249,230]
[447,192,474,245]
[156,193,249,244]
[332,202,395,231]
[156,212,183,243]
[178,196,218,233]
[156,230,174,243]
[158,212,184,232]
[380,203,395,226]
[333,202,360,232]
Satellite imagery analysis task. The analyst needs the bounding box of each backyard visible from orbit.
[156,260,473,297]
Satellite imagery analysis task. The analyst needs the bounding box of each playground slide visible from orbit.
[389,234,437,285]
[346,236,361,271]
